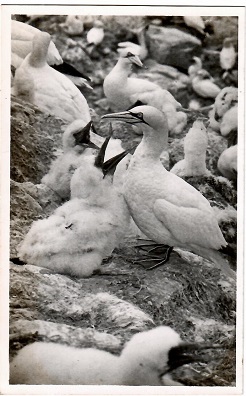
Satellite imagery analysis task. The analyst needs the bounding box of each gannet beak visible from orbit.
[102,110,148,125]
[80,78,93,90]
[166,343,221,373]
[128,53,144,67]
[102,150,129,177]
[73,121,99,149]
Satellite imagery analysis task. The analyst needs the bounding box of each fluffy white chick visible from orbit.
[170,120,210,177]
[18,139,129,278]
[41,121,98,200]
[12,31,91,124]
[220,38,236,79]
[10,326,213,385]
[86,20,104,48]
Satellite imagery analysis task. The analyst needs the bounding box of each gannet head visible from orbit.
[184,119,208,156]
[119,326,215,386]
[119,49,143,67]
[30,31,51,67]
[196,69,211,80]
[102,105,168,135]
[223,37,234,48]
[93,20,104,28]
[62,120,98,152]
[192,56,202,67]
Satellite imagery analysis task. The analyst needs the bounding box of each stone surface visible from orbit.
[146,26,202,70]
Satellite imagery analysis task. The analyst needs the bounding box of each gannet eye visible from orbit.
[126,52,134,58]
[137,112,143,119]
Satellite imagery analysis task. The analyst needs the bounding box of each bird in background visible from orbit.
[102,105,236,280]
[11,20,92,90]
[192,69,221,99]
[103,49,187,135]
[18,136,129,278]
[10,325,218,385]
[12,31,91,124]
[117,26,148,61]
[188,56,203,79]
[220,38,236,80]
[183,16,206,35]
[170,119,210,177]
[59,15,84,36]
[217,145,237,182]
[208,86,238,132]
[86,20,105,53]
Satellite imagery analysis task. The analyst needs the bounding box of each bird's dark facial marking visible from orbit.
[65,223,73,230]
[125,51,135,58]
[129,111,149,125]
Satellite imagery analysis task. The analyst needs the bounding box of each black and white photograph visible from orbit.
[0,2,245,394]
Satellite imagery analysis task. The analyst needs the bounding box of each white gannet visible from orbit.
[59,15,84,36]
[41,121,98,200]
[170,119,210,177]
[103,50,187,135]
[12,31,91,124]
[217,145,237,181]
[117,27,148,61]
[86,20,104,48]
[188,56,202,79]
[192,70,221,99]
[11,20,62,67]
[11,21,91,90]
[18,139,129,277]
[10,325,214,385]
[220,105,238,143]
[208,86,238,132]
[183,16,205,35]
[220,38,236,79]
[102,106,236,280]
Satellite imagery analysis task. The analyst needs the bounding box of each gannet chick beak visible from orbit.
[126,51,144,67]
[166,342,219,373]
[102,150,129,177]
[102,110,149,125]
[73,121,99,149]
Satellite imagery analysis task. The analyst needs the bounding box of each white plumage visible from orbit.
[217,145,237,181]
[117,28,148,60]
[209,86,238,132]
[220,38,236,75]
[170,120,210,177]
[11,20,62,68]
[188,56,202,79]
[183,16,205,34]
[102,106,236,280]
[86,20,104,46]
[10,326,206,385]
[103,50,187,135]
[18,144,129,278]
[12,31,91,124]
[220,104,238,138]
[192,70,221,98]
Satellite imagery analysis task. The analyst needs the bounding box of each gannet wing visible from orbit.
[153,198,226,250]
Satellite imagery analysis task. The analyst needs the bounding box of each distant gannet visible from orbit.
[103,50,187,134]
[59,15,84,36]
[12,31,91,124]
[10,326,214,385]
[18,139,129,277]
[170,119,210,177]
[188,56,202,79]
[183,16,206,35]
[117,27,148,61]
[209,86,238,132]
[86,20,104,49]
[102,106,236,280]
[220,38,236,79]
[192,70,221,99]
[217,145,237,181]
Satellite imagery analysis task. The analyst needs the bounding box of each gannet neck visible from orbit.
[115,58,133,75]
[136,29,147,50]
[29,32,50,67]
[135,125,168,162]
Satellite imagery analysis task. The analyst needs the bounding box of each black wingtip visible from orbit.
[52,62,91,81]
[11,257,26,266]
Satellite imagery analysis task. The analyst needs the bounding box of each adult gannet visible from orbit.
[103,50,187,135]
[188,56,202,79]
[10,325,214,385]
[217,145,237,181]
[18,139,129,278]
[117,26,148,61]
[220,38,236,79]
[102,106,236,280]
[11,20,62,67]
[192,70,221,99]
[170,120,210,177]
[12,31,91,124]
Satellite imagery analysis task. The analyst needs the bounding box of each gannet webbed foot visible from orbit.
[136,246,174,270]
